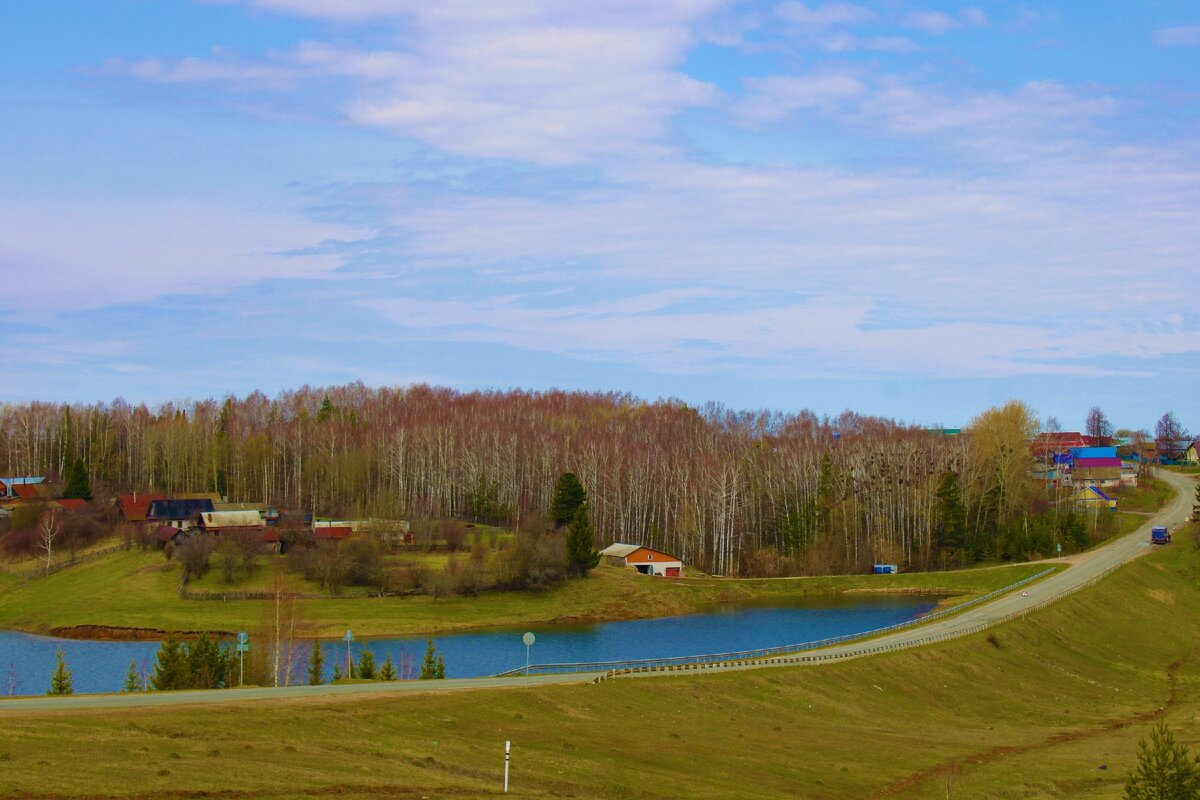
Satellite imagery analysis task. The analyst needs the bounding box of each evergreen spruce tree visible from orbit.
[186,634,228,689]
[378,655,397,681]
[150,637,191,691]
[48,650,73,696]
[1192,482,1200,524]
[551,472,588,527]
[331,663,343,682]
[356,648,377,680]
[419,639,445,680]
[565,503,600,578]
[933,471,967,561]
[317,394,336,423]
[122,660,144,692]
[1124,721,1200,799]
[307,640,325,686]
[62,457,93,502]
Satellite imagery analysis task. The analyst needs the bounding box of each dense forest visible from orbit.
[0,385,1085,576]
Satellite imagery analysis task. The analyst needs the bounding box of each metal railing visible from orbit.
[494,566,1056,677]
[587,561,1125,682]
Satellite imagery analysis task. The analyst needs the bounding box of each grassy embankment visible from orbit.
[0,525,1197,799]
[0,545,1051,639]
[1109,475,1176,513]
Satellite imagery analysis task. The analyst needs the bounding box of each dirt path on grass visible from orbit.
[866,657,1188,798]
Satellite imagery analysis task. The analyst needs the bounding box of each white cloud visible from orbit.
[96,46,299,89]
[863,35,922,52]
[106,2,725,164]
[961,7,988,27]
[1154,25,1200,47]
[0,196,355,314]
[736,74,867,122]
[776,1,876,27]
[902,10,960,34]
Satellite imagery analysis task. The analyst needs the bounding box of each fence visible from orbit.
[178,587,424,601]
[15,543,127,580]
[494,566,1057,677]
[586,561,1126,682]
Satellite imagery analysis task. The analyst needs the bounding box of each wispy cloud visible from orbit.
[775,1,876,27]
[901,10,959,34]
[1154,25,1200,47]
[103,2,725,164]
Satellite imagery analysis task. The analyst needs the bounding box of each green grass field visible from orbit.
[0,528,1196,799]
[1110,476,1176,513]
[0,545,1051,638]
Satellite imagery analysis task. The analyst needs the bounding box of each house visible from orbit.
[175,492,223,503]
[153,525,186,548]
[213,502,267,513]
[0,476,45,499]
[1186,442,1199,464]
[55,498,89,513]
[1065,447,1123,488]
[12,483,53,501]
[117,493,167,523]
[599,543,684,577]
[198,510,265,533]
[148,498,215,530]
[1066,486,1118,510]
[315,526,353,542]
[1031,433,1087,459]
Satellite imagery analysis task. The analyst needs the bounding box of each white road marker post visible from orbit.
[504,740,511,793]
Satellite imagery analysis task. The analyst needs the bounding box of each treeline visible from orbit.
[1,386,1081,575]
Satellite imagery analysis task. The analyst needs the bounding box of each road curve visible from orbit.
[2,470,1191,712]
[646,467,1195,677]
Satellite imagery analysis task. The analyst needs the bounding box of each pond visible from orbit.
[0,593,937,696]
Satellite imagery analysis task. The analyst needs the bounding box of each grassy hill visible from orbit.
[0,526,1196,799]
[0,545,1051,638]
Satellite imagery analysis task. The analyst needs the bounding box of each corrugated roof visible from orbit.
[213,502,266,512]
[55,499,89,512]
[118,493,167,522]
[149,498,215,520]
[1072,457,1122,469]
[12,484,51,500]
[200,510,263,528]
[0,476,45,487]
[315,526,353,540]
[1069,447,1118,460]
[599,543,642,558]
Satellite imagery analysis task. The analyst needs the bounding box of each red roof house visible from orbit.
[315,526,353,541]
[55,498,90,512]
[1031,432,1087,457]
[117,493,167,522]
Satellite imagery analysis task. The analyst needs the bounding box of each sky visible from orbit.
[1,1,1198,431]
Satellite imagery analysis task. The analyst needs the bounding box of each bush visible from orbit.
[176,536,216,581]
[441,520,468,552]
[494,532,566,591]
[445,554,483,596]
[343,537,383,586]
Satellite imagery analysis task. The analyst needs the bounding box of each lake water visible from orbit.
[0,594,936,696]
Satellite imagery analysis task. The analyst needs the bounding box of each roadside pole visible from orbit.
[344,628,354,678]
[522,632,535,676]
[504,740,511,793]
[236,631,249,687]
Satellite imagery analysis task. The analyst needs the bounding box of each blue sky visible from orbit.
[2,1,1198,431]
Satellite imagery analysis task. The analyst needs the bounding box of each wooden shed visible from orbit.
[599,543,684,577]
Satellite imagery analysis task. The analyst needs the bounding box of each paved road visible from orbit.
[0,670,602,713]
[676,468,1195,676]
[2,470,1191,712]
